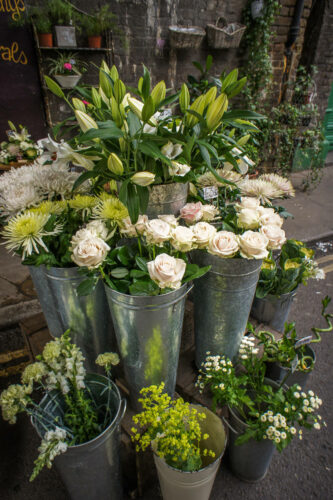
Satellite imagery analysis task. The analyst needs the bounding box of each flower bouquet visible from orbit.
[0,331,124,498]
[131,383,226,500]
[0,122,43,166]
[197,337,324,481]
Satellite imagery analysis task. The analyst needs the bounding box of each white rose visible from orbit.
[135,214,149,235]
[158,214,178,228]
[147,253,186,289]
[180,202,203,225]
[119,217,137,237]
[201,204,218,222]
[70,228,94,248]
[237,208,260,229]
[260,225,286,250]
[257,206,275,217]
[145,219,171,245]
[259,211,284,227]
[171,226,194,252]
[71,236,110,269]
[169,161,191,177]
[85,220,109,240]
[239,231,269,259]
[237,197,260,210]
[192,222,217,248]
[208,231,239,258]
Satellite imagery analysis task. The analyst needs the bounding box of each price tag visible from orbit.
[294,336,313,350]
[203,186,218,200]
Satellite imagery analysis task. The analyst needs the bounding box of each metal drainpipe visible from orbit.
[279,0,305,102]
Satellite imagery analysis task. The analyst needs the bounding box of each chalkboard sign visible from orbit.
[0,1,46,141]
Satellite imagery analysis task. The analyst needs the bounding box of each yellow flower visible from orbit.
[284,259,301,271]
[93,195,128,222]
[262,259,275,271]
[69,195,99,211]
[299,247,314,259]
[30,200,66,216]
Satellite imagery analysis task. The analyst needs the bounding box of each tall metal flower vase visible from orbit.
[29,266,116,372]
[104,283,191,410]
[32,373,126,500]
[146,182,189,217]
[191,252,262,367]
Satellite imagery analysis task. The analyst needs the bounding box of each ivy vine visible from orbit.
[241,0,280,109]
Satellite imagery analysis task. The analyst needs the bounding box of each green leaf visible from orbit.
[129,280,159,296]
[78,125,123,142]
[110,267,129,279]
[76,277,98,296]
[127,183,140,223]
[142,95,155,123]
[206,55,213,71]
[157,92,180,110]
[141,65,151,99]
[198,143,211,167]
[192,61,204,73]
[117,246,131,266]
[127,110,142,137]
[44,75,65,98]
[182,265,211,283]
[72,170,98,192]
[225,77,247,99]
[220,69,238,92]
[138,141,172,165]
[223,110,266,121]
[136,185,149,214]
[135,256,148,272]
[130,269,148,278]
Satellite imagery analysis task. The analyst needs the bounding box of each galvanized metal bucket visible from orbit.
[191,252,262,367]
[104,283,191,410]
[153,404,227,500]
[28,265,63,335]
[147,182,189,218]
[32,373,126,500]
[251,291,296,332]
[226,378,279,482]
[265,344,315,388]
[44,267,116,372]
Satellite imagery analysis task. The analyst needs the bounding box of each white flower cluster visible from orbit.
[293,388,322,415]
[261,411,292,444]
[196,354,233,392]
[239,174,295,203]
[37,427,68,469]
[238,336,258,360]
[0,383,32,424]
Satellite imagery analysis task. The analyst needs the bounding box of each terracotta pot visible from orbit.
[38,33,53,47]
[88,35,102,48]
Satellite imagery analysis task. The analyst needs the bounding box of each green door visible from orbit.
[324,82,333,150]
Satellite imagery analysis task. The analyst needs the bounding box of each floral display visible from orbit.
[0,331,119,480]
[0,122,43,165]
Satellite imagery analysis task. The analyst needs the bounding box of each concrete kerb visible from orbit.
[0,300,41,329]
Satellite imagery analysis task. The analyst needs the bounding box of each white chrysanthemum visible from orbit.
[196,168,242,189]
[239,179,284,203]
[0,182,43,215]
[259,173,295,198]
[34,165,89,199]
[2,211,63,258]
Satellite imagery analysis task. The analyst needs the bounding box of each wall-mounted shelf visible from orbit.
[38,46,112,52]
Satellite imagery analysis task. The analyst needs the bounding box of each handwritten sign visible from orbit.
[0,1,46,141]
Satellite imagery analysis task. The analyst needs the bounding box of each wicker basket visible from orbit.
[169,25,206,49]
[206,18,246,49]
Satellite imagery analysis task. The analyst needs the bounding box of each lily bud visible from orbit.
[110,65,119,81]
[179,83,190,113]
[107,153,124,175]
[99,86,110,106]
[114,79,126,104]
[111,97,123,127]
[151,81,166,107]
[186,95,206,128]
[204,86,217,107]
[128,97,144,119]
[72,98,86,112]
[101,60,110,73]
[131,171,155,186]
[99,68,113,98]
[237,134,251,147]
[91,87,102,108]
[206,93,228,131]
[75,110,98,133]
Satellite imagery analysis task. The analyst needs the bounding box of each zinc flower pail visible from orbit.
[251,291,296,332]
[153,404,227,500]
[32,373,126,500]
[191,252,262,367]
[43,267,116,372]
[104,283,191,410]
[265,344,316,389]
[146,182,189,218]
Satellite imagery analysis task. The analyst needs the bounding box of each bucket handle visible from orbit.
[222,416,239,435]
[116,398,127,425]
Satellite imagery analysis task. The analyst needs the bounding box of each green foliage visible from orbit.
[81,5,117,36]
[46,52,88,76]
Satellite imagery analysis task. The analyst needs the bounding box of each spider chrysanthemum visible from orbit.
[259,174,295,198]
[93,195,128,222]
[239,179,283,203]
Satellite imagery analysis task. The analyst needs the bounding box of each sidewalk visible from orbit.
[0,157,332,328]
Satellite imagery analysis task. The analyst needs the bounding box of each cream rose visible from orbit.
[192,222,217,248]
[237,197,260,210]
[171,226,194,252]
[145,219,172,245]
[260,225,286,250]
[158,214,178,228]
[259,211,284,227]
[71,236,110,269]
[237,208,261,229]
[135,214,149,235]
[201,204,218,222]
[147,253,186,289]
[180,202,203,225]
[119,217,137,237]
[70,228,94,248]
[239,231,269,259]
[85,220,109,240]
[257,206,275,217]
[208,231,239,258]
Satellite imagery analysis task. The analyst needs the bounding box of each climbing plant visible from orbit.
[241,0,280,109]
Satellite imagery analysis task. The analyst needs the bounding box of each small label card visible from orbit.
[202,186,218,200]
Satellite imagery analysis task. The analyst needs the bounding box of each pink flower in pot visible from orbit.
[63,62,72,72]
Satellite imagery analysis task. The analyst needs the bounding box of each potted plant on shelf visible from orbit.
[250,295,333,387]
[71,212,211,409]
[10,4,53,47]
[197,337,324,482]
[82,4,117,48]
[131,383,227,500]
[0,331,125,499]
[47,52,87,88]
[251,239,325,331]
[48,0,77,47]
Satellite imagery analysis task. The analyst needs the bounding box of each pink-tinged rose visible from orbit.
[260,225,286,250]
[64,62,72,71]
[147,253,186,289]
[180,202,203,225]
[208,231,239,258]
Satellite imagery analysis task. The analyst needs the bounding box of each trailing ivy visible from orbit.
[241,0,280,109]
